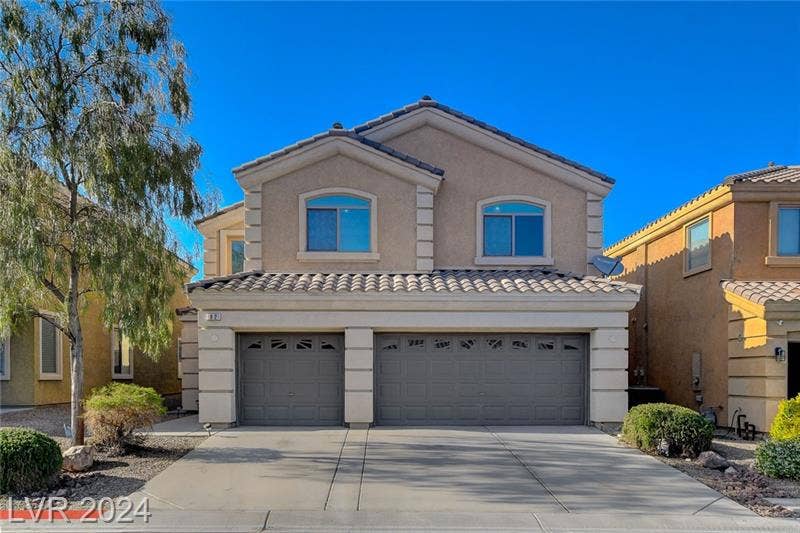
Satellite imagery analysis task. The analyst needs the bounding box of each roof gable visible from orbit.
[233,129,444,192]
[354,98,615,194]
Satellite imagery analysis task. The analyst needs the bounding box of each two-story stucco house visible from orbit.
[184,97,641,428]
[606,164,800,433]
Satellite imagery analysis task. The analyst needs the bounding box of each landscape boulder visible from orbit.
[62,445,94,472]
[697,450,729,470]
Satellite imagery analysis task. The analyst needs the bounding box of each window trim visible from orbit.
[38,314,63,381]
[767,202,800,266]
[683,214,712,277]
[297,188,380,262]
[0,329,10,380]
[110,326,134,380]
[474,195,553,266]
[219,229,246,275]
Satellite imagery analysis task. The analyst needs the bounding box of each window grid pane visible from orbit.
[307,209,338,251]
[778,207,800,256]
[484,215,512,256]
[514,215,544,256]
[338,208,370,252]
[230,240,245,273]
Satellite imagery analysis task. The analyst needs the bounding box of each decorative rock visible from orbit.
[656,438,671,456]
[724,466,738,476]
[62,445,94,472]
[697,450,730,470]
[54,488,68,497]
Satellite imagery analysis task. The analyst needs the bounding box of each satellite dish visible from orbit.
[591,255,624,277]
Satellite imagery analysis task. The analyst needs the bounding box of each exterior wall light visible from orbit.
[775,346,786,362]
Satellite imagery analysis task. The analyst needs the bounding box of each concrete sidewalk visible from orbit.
[3,510,798,532]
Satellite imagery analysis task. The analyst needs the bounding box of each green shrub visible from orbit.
[0,428,62,493]
[755,438,800,479]
[85,382,166,452]
[770,394,800,441]
[621,403,714,458]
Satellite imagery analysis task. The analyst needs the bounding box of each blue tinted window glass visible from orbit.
[778,208,800,256]
[484,216,512,256]
[515,216,543,256]
[483,202,544,215]
[339,208,370,252]
[307,195,369,208]
[230,240,245,273]
[307,209,337,251]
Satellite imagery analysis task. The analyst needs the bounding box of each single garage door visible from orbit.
[376,333,586,425]
[239,333,344,425]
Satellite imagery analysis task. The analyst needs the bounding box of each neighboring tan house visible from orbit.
[0,286,189,409]
[184,97,641,428]
[606,164,800,432]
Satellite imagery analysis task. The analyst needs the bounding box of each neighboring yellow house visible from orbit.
[0,286,190,409]
[606,164,800,432]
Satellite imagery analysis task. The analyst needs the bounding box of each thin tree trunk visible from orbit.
[68,261,84,446]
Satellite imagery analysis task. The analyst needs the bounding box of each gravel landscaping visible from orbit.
[652,436,800,518]
[1,405,205,509]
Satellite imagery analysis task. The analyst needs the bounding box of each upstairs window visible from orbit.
[483,202,544,257]
[111,326,133,379]
[685,216,711,273]
[230,239,245,273]
[778,207,800,256]
[306,195,370,252]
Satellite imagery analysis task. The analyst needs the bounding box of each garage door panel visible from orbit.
[376,333,586,425]
[239,334,344,426]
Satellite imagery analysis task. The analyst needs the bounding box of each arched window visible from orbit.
[476,196,552,265]
[306,195,371,252]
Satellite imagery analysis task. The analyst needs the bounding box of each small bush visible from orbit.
[0,428,62,493]
[755,438,800,479]
[621,402,714,458]
[84,383,166,452]
[770,394,800,441]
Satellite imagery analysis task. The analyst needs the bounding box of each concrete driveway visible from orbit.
[136,425,751,518]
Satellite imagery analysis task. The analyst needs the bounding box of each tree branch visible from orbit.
[40,277,66,303]
[29,311,72,341]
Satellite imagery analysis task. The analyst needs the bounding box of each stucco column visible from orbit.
[197,324,236,425]
[344,327,374,428]
[589,327,629,424]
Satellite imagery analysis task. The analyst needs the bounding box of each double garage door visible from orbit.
[238,332,586,426]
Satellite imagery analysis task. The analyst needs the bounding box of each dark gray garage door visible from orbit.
[376,333,586,425]
[239,334,344,425]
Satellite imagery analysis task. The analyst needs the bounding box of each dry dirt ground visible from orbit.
[0,405,204,509]
[653,436,800,518]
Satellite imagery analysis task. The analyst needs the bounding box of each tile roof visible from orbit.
[187,269,641,296]
[721,280,800,306]
[724,165,800,184]
[606,164,800,253]
[233,129,445,177]
[195,200,244,225]
[352,97,615,184]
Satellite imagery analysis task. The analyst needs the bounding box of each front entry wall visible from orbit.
[195,310,630,426]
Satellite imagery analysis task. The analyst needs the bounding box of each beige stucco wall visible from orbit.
[615,203,735,423]
[1,284,188,407]
[733,201,800,279]
[382,125,590,273]
[0,320,35,406]
[258,154,418,272]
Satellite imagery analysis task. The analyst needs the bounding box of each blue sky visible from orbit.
[165,2,800,275]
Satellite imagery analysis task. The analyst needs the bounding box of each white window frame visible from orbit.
[38,314,63,380]
[297,187,380,262]
[0,329,10,380]
[475,195,553,266]
[219,229,246,275]
[766,202,800,266]
[111,326,134,380]
[683,214,712,277]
